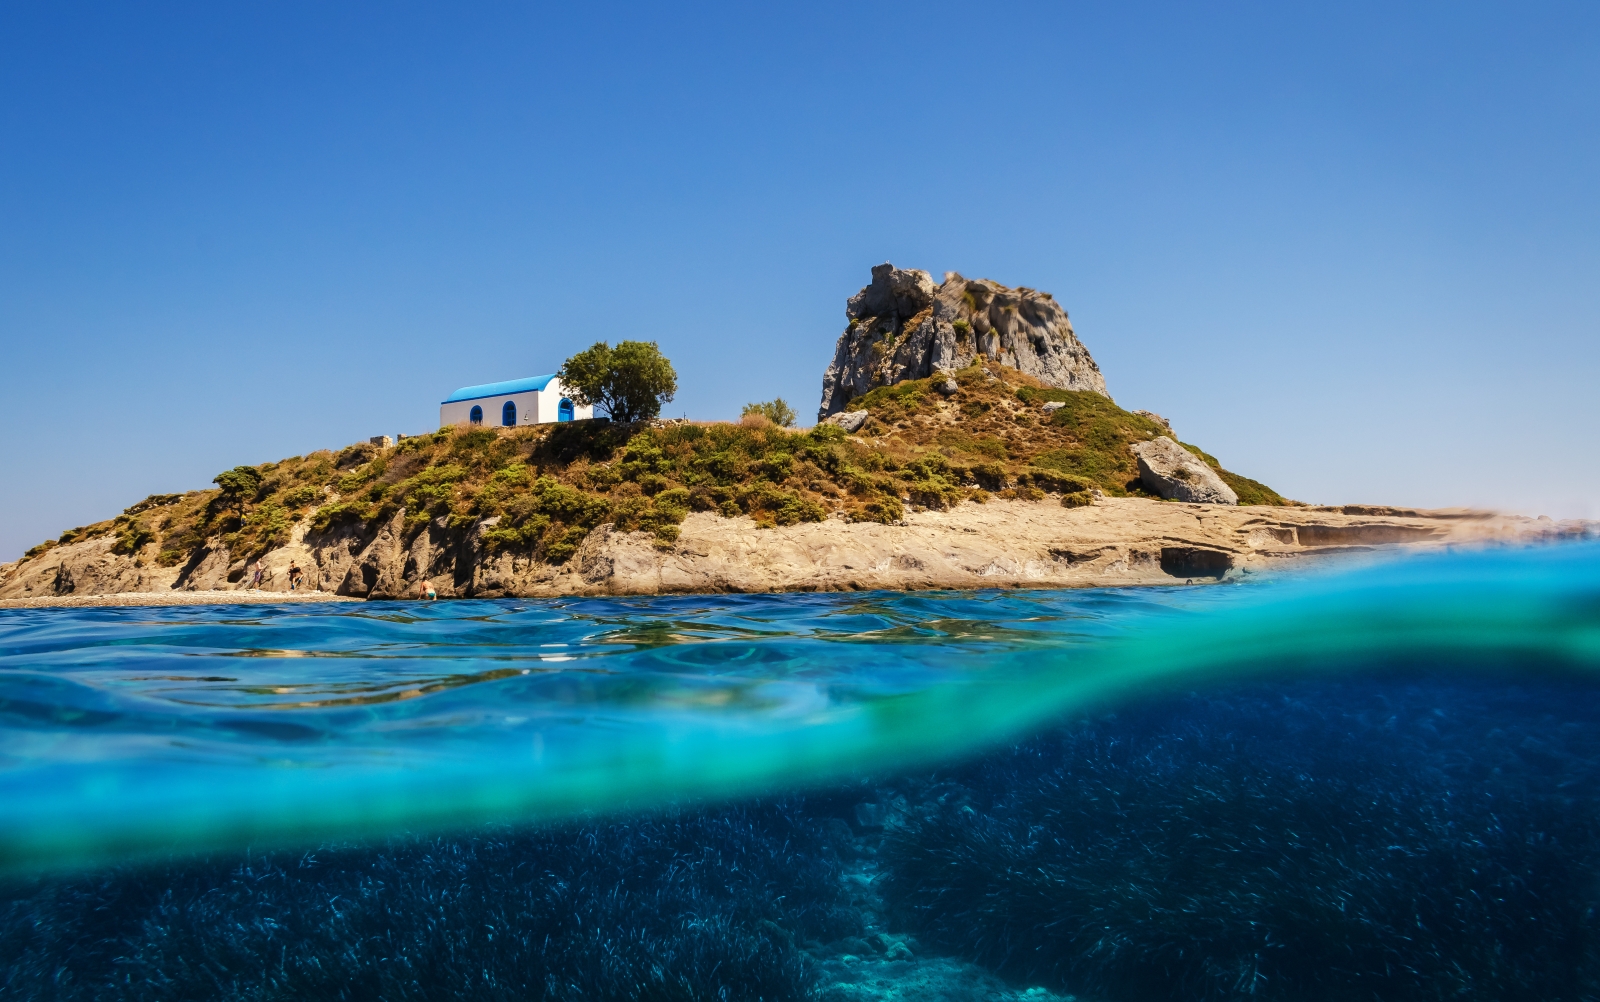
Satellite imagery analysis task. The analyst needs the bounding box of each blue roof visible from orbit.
[441,374,557,404]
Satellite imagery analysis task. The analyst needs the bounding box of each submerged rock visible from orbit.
[1133,436,1238,505]
[817,263,1108,420]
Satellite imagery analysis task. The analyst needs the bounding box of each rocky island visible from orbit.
[1,265,1585,606]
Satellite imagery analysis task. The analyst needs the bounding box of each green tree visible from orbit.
[558,341,678,424]
[741,398,797,427]
[213,466,263,504]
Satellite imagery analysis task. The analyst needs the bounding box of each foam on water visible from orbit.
[1,545,1597,875]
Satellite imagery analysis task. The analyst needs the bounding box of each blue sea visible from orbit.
[3,545,1599,1000]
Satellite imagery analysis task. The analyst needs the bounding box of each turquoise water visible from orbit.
[3,545,1600,999]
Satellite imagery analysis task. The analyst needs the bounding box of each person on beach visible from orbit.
[288,563,303,591]
[419,581,437,601]
[248,560,263,590]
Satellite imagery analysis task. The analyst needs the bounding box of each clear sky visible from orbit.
[2,2,1597,560]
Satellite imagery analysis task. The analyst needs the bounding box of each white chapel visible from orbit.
[439,374,594,429]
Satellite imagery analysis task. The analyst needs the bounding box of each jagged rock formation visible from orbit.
[1133,437,1239,505]
[818,264,1108,420]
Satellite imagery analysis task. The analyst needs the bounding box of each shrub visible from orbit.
[742,398,797,428]
[241,504,292,551]
[110,520,154,555]
[333,442,377,469]
[850,496,903,524]
[969,462,1007,490]
[278,485,320,508]
[23,539,57,559]
[543,524,592,564]
[1016,468,1092,494]
[309,500,368,534]
[122,493,184,516]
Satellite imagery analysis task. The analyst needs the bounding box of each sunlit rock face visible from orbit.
[1134,436,1240,505]
[817,263,1108,420]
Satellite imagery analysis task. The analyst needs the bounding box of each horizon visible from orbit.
[3,2,1598,560]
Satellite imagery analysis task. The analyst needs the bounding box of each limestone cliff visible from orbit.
[2,499,1585,606]
[818,264,1107,420]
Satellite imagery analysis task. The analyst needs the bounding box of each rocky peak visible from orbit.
[846,263,937,322]
[818,263,1108,419]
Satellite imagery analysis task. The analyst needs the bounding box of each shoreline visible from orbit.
[2,497,1592,609]
[0,590,359,610]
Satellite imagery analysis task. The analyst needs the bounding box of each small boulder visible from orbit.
[824,409,869,433]
[936,375,959,396]
[1134,410,1173,434]
[1132,437,1238,505]
[1041,401,1065,414]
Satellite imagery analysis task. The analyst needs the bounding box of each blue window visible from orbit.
[502,401,516,426]
[558,398,575,422]
[469,405,482,424]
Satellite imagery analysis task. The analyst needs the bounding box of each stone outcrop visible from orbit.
[1133,437,1239,505]
[1134,410,1173,434]
[822,410,869,433]
[818,264,1108,419]
[3,499,1588,606]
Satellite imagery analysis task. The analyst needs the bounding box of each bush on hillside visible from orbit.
[742,398,797,428]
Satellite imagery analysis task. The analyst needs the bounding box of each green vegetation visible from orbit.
[1009,381,1290,502]
[741,398,797,428]
[1176,442,1290,506]
[557,340,678,424]
[12,360,1288,574]
[23,539,57,559]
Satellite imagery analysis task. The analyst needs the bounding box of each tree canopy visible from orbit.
[212,466,263,504]
[558,341,678,425]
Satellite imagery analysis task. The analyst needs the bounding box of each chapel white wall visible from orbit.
[438,381,592,429]
[439,390,540,429]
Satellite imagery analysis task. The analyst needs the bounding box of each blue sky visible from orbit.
[2,2,1597,560]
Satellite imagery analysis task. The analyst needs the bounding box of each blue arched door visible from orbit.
[558,398,575,422]
[469,405,483,425]
[502,401,516,426]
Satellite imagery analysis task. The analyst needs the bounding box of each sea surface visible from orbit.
[2,545,1599,1000]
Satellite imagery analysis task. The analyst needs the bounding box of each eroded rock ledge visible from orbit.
[3,498,1587,606]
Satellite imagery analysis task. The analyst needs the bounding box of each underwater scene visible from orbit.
[3,545,1600,1001]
